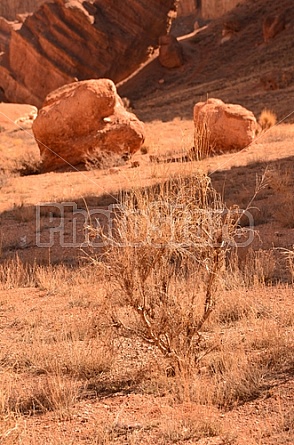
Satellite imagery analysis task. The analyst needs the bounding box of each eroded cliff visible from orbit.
[0,0,48,21]
[0,0,178,106]
[201,0,245,19]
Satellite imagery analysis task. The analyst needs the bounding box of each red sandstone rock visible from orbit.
[159,35,184,68]
[0,17,20,54]
[0,0,178,107]
[0,0,47,21]
[193,98,257,154]
[32,79,145,172]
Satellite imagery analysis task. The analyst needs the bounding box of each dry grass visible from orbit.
[157,407,221,443]
[0,248,293,443]
[95,172,239,376]
[193,118,214,160]
[0,122,293,443]
[267,163,294,228]
[281,247,294,282]
[258,109,277,131]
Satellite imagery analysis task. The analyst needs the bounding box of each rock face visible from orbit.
[177,0,198,16]
[32,79,145,172]
[0,18,20,54]
[194,98,257,154]
[159,35,184,68]
[201,0,244,19]
[263,14,286,43]
[0,0,177,107]
[177,0,244,19]
[0,0,47,21]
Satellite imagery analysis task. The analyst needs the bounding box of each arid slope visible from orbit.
[119,0,294,124]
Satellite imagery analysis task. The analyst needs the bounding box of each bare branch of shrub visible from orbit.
[92,173,239,375]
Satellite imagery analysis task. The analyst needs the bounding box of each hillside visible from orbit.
[0,0,177,106]
[119,0,294,124]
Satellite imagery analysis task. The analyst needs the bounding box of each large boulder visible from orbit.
[0,0,178,107]
[193,98,257,154]
[159,35,184,68]
[32,79,145,172]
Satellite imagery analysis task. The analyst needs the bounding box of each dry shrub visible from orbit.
[96,173,238,375]
[258,109,277,131]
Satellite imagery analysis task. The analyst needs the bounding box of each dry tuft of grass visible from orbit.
[258,109,277,131]
[0,371,79,418]
[0,256,35,290]
[193,119,214,160]
[158,408,221,443]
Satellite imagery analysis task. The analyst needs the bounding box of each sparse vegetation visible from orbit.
[193,119,213,160]
[94,173,239,377]
[0,1,294,439]
[258,109,277,131]
[140,145,149,155]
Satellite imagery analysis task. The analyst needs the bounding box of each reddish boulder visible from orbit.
[193,98,257,154]
[32,79,145,172]
[263,14,286,43]
[159,35,184,68]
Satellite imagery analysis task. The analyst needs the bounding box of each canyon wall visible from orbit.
[177,0,245,18]
[178,0,198,16]
[0,0,48,21]
[201,0,245,19]
[0,0,177,106]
